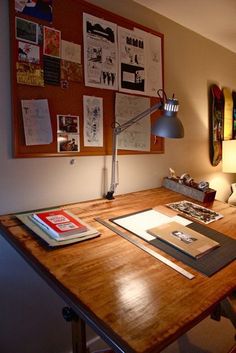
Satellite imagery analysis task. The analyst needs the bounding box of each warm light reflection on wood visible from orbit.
[0,188,235,353]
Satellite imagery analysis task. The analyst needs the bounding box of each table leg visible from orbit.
[221,297,236,329]
[72,316,87,353]
[62,306,87,353]
[211,297,236,340]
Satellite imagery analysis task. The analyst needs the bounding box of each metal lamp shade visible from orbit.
[151,98,184,138]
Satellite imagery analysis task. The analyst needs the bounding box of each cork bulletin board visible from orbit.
[10,0,164,158]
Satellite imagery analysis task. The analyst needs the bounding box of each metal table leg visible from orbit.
[63,306,87,353]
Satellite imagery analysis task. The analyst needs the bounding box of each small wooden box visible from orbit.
[162,177,216,203]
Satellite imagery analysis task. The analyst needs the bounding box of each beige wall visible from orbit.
[1,0,236,214]
[87,0,236,201]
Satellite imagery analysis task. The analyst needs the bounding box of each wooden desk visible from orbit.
[0,188,235,353]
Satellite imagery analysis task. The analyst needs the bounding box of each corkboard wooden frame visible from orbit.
[9,0,164,158]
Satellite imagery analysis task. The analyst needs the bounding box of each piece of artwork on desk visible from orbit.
[43,26,61,58]
[18,41,40,64]
[166,200,223,224]
[83,13,118,90]
[115,92,150,151]
[57,115,80,152]
[43,56,60,85]
[147,221,220,259]
[118,26,145,95]
[83,95,103,147]
[16,62,44,86]
[21,99,52,145]
[16,17,39,44]
[15,0,53,22]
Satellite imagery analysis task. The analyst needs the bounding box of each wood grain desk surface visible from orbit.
[0,187,235,353]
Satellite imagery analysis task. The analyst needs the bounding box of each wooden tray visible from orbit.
[162,177,216,203]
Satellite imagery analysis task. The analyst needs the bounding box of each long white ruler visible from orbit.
[95,218,195,280]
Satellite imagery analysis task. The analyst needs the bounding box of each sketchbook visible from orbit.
[147,221,220,259]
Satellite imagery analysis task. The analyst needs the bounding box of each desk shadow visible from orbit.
[178,335,211,353]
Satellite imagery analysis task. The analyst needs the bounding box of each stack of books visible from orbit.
[17,209,100,247]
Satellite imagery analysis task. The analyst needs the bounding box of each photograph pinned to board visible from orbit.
[21,99,52,145]
[16,62,44,86]
[57,115,80,152]
[18,41,40,64]
[60,40,83,84]
[83,13,118,90]
[16,17,39,44]
[61,40,81,64]
[43,56,60,85]
[15,0,53,22]
[60,60,83,83]
[166,200,223,224]
[83,96,103,147]
[43,26,61,58]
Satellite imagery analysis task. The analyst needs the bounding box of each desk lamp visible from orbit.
[105,89,184,200]
[222,140,236,205]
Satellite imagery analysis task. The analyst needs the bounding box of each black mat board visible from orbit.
[150,221,236,276]
[110,210,236,277]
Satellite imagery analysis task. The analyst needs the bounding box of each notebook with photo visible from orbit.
[147,221,220,259]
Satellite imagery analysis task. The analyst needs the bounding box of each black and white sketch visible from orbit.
[115,93,150,151]
[83,13,118,90]
[83,96,103,147]
[118,26,145,94]
[135,28,163,97]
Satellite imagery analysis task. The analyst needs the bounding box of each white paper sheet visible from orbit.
[134,28,163,97]
[118,26,146,95]
[112,209,192,242]
[61,40,81,63]
[21,99,52,145]
[83,13,118,90]
[115,93,150,151]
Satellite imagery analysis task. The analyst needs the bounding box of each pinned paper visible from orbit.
[21,99,52,145]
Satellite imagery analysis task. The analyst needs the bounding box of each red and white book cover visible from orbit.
[32,209,88,239]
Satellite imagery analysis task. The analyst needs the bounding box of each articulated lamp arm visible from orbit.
[105,101,163,200]
[105,91,184,200]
